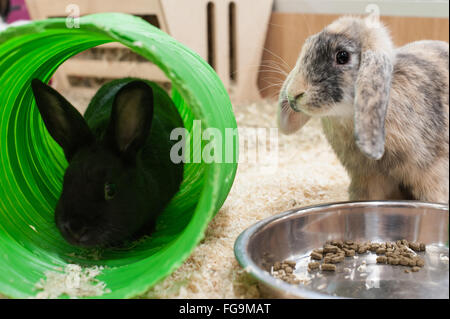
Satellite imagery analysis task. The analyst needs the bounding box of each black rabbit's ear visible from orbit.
[31,79,93,161]
[0,0,10,20]
[107,81,154,156]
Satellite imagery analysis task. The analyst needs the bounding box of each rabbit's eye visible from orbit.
[104,182,117,201]
[336,51,350,65]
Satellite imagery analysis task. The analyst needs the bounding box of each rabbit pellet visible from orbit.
[310,251,323,260]
[270,239,427,286]
[308,262,320,270]
[271,260,301,284]
[321,264,337,271]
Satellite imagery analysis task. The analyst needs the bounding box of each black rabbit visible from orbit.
[31,78,184,248]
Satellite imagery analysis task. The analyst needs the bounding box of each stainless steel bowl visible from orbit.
[234,201,449,299]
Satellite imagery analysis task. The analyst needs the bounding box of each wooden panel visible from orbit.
[161,0,209,61]
[258,13,450,99]
[384,16,449,46]
[25,0,170,92]
[26,0,164,19]
[162,0,274,103]
[274,0,450,19]
[26,0,274,103]
[231,0,274,103]
[59,59,167,82]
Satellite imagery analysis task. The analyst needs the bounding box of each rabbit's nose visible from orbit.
[288,92,305,111]
[62,220,88,241]
[294,92,305,101]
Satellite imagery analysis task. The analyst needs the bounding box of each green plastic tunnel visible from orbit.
[0,13,238,298]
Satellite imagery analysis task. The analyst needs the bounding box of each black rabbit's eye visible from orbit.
[336,51,350,65]
[104,183,117,201]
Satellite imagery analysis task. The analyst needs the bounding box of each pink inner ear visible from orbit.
[117,116,140,152]
[278,100,311,135]
[115,95,143,152]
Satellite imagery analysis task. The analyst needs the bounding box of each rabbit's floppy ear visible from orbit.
[353,17,394,160]
[354,48,394,160]
[31,79,93,161]
[107,81,154,155]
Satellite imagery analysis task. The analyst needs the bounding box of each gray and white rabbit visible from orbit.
[278,15,449,203]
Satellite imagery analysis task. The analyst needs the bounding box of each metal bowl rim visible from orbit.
[234,200,449,299]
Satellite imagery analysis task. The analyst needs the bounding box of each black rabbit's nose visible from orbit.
[62,220,88,241]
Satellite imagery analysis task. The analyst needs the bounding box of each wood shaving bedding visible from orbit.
[32,264,110,299]
[146,99,349,298]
